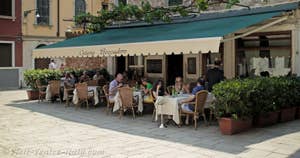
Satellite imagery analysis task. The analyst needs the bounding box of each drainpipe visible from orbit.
[56,0,60,37]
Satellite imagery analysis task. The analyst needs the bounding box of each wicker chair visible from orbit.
[151,90,157,122]
[102,85,115,115]
[64,82,74,107]
[75,82,94,110]
[179,90,208,130]
[49,80,62,103]
[36,80,47,103]
[118,87,136,119]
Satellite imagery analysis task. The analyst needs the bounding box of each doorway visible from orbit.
[167,54,183,86]
[116,56,126,74]
[34,44,50,69]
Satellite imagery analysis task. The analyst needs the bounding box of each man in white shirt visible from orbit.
[49,59,57,70]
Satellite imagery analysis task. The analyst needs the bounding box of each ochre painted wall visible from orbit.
[22,0,104,38]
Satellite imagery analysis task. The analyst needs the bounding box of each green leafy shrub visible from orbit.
[24,69,62,90]
[212,77,300,119]
[212,79,253,119]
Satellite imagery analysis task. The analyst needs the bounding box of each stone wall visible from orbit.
[65,57,107,70]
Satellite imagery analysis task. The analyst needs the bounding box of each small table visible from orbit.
[72,86,99,105]
[155,93,216,128]
[155,94,191,126]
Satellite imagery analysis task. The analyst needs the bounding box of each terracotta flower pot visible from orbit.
[280,107,296,122]
[254,111,279,127]
[26,90,39,100]
[218,117,252,135]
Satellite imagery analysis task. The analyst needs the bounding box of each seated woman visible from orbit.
[93,71,102,80]
[79,71,90,83]
[182,82,191,94]
[180,78,205,112]
[152,79,167,99]
[64,72,76,87]
[141,78,153,95]
[141,78,153,103]
[174,76,183,93]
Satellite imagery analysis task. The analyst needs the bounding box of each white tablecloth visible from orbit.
[155,95,191,124]
[113,91,143,113]
[45,85,51,100]
[154,93,216,125]
[72,86,99,105]
[204,93,216,108]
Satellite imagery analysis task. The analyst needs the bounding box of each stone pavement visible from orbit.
[0,90,300,158]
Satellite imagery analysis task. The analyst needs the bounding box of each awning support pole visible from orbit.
[221,15,289,42]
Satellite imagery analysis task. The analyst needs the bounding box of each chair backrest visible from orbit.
[151,90,157,102]
[75,82,88,100]
[87,80,98,86]
[128,80,137,87]
[167,86,173,94]
[49,80,61,95]
[194,90,208,113]
[99,80,108,87]
[102,84,110,102]
[118,87,133,108]
[36,80,43,89]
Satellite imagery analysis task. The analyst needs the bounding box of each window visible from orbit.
[36,0,50,25]
[102,2,108,10]
[0,42,13,67]
[75,0,86,17]
[118,0,127,5]
[146,59,162,73]
[168,0,183,6]
[187,58,196,74]
[0,0,12,16]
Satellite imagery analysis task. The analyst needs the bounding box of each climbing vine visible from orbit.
[75,0,242,32]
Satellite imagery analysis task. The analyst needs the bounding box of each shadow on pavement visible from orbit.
[6,99,300,156]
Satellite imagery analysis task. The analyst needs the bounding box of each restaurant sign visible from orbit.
[79,48,128,56]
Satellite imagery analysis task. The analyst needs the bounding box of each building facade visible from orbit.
[106,0,300,85]
[22,0,107,86]
[0,0,22,89]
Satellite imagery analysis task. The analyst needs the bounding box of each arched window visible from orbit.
[75,0,86,16]
[36,0,50,25]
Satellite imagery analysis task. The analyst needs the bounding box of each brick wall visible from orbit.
[65,57,107,70]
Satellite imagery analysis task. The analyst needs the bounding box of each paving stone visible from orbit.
[0,90,300,158]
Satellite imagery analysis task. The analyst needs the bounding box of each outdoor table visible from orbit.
[113,91,143,113]
[72,86,99,105]
[154,93,216,128]
[155,94,191,126]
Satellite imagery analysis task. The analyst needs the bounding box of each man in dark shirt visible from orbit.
[206,60,225,92]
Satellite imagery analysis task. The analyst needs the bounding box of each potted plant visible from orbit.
[251,78,280,127]
[24,69,40,100]
[24,69,62,100]
[213,79,253,135]
[277,77,297,122]
[293,77,300,119]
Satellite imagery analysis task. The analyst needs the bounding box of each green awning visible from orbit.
[33,11,283,58]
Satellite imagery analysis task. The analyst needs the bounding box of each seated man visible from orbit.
[108,73,123,103]
[180,77,205,112]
